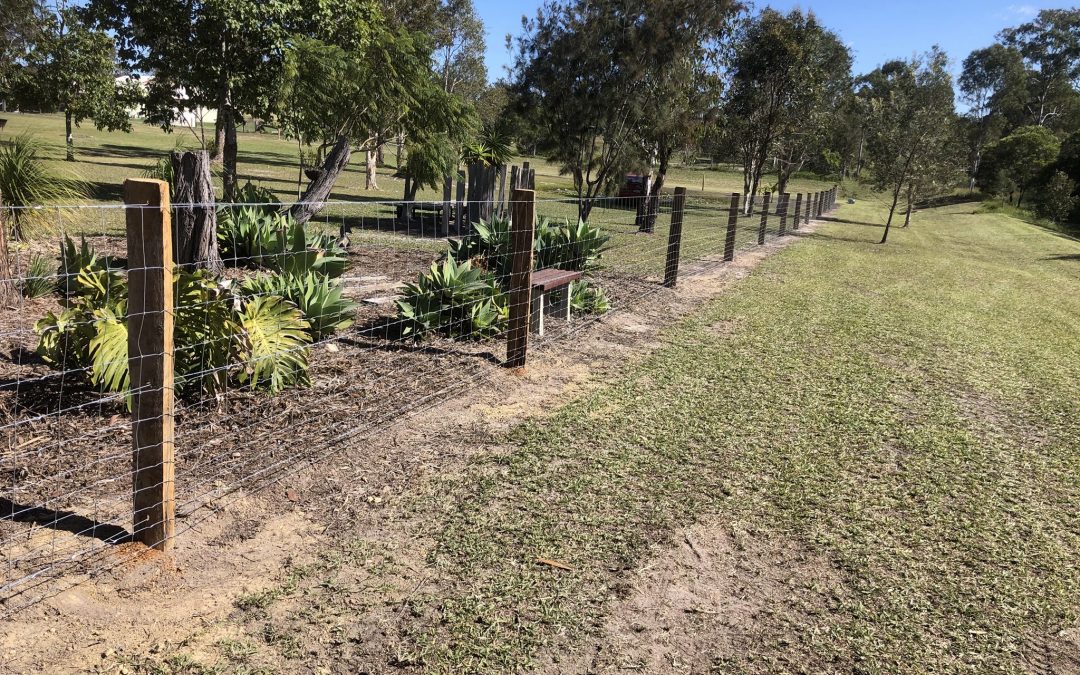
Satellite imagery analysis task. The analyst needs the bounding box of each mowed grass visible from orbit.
[405,201,1080,672]
[0,113,832,238]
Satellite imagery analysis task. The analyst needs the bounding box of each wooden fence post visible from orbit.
[506,188,536,369]
[441,175,452,236]
[817,191,824,217]
[757,192,771,245]
[454,171,466,235]
[804,193,811,225]
[496,164,507,218]
[793,193,803,231]
[125,178,175,553]
[664,187,687,287]
[723,193,739,262]
[778,193,790,236]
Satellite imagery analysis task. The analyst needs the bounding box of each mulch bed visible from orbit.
[0,235,658,610]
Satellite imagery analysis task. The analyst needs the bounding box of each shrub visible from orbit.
[242,272,357,341]
[20,254,56,299]
[449,216,512,280]
[0,135,89,237]
[35,240,316,404]
[569,280,610,316]
[396,257,507,340]
[534,217,608,272]
[1036,171,1077,224]
[217,207,345,277]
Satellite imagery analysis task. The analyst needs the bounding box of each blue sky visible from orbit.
[474,0,1067,83]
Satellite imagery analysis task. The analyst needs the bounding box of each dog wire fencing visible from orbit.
[0,182,837,616]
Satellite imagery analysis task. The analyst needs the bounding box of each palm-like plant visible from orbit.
[0,135,89,238]
[396,257,507,340]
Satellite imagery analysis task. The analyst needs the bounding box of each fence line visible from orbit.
[0,185,838,615]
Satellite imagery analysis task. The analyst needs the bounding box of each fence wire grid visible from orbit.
[0,186,836,616]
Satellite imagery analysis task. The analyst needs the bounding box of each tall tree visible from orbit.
[14,5,135,160]
[977,125,1060,206]
[276,25,471,224]
[725,9,849,212]
[860,48,957,243]
[958,45,1027,189]
[999,9,1080,128]
[433,0,487,102]
[0,0,44,108]
[513,0,740,223]
[85,0,300,198]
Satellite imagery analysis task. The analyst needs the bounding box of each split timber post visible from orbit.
[723,193,739,262]
[778,193,790,236]
[496,165,508,218]
[758,192,771,245]
[663,187,687,288]
[506,188,536,369]
[793,193,803,231]
[125,178,175,553]
[454,171,466,235]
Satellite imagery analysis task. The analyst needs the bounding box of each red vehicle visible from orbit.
[617,174,647,199]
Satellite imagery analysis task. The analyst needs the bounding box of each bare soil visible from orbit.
[0,226,820,674]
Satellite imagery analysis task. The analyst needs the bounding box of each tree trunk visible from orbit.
[365,149,379,190]
[289,135,352,225]
[222,108,238,201]
[641,150,669,233]
[881,182,903,244]
[466,161,497,228]
[65,111,74,162]
[0,190,18,307]
[396,134,404,169]
[171,151,224,274]
[903,183,914,227]
[211,84,227,162]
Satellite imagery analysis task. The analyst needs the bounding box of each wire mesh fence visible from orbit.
[0,184,836,616]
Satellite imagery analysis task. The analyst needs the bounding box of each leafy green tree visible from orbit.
[513,0,739,223]
[0,0,44,106]
[725,9,849,210]
[433,0,486,103]
[860,48,957,243]
[1036,170,1076,224]
[978,125,1059,206]
[14,6,136,161]
[999,9,1080,129]
[277,26,471,224]
[85,0,308,197]
[959,44,1028,189]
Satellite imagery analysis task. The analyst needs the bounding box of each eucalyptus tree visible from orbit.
[433,0,487,102]
[859,48,957,243]
[958,45,1027,189]
[725,9,850,212]
[976,125,1060,206]
[999,9,1080,129]
[15,6,136,161]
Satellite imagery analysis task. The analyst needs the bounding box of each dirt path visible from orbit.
[1,224,821,674]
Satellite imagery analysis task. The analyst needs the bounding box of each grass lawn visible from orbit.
[129,199,1080,673]
[0,113,833,229]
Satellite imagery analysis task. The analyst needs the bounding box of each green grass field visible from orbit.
[123,199,1080,673]
[0,112,833,216]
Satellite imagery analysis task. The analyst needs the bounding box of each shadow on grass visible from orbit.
[1043,253,1080,261]
[818,216,885,228]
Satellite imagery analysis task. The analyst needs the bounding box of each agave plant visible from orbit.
[0,135,89,238]
[569,280,610,316]
[449,216,512,281]
[242,271,357,340]
[58,235,124,300]
[218,207,345,277]
[396,256,507,340]
[534,217,609,272]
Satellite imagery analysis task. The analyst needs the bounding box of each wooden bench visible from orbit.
[530,268,583,336]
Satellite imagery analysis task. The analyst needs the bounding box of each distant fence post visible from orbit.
[441,175,452,236]
[804,193,811,225]
[757,192,771,245]
[506,188,536,369]
[778,193,790,236]
[125,178,175,554]
[664,187,687,287]
[724,193,740,262]
[817,191,824,217]
[793,193,803,231]
[455,171,466,235]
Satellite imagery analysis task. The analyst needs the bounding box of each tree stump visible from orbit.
[170,150,224,274]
